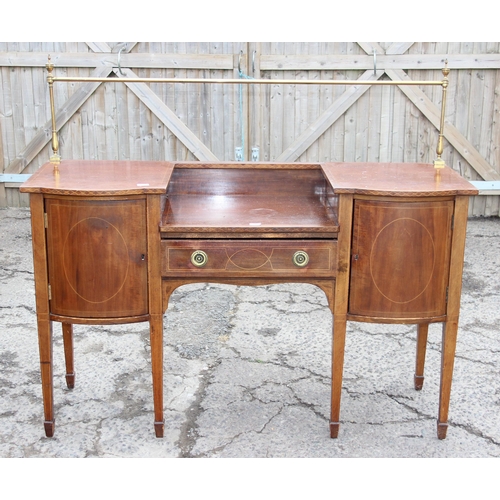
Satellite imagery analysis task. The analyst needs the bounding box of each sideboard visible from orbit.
[20,160,478,439]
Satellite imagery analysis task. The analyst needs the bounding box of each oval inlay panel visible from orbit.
[63,217,129,303]
[370,218,435,304]
[227,248,271,270]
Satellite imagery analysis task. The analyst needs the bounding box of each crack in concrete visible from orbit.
[287,391,329,422]
[174,288,244,457]
[0,266,34,275]
[383,391,436,421]
[189,401,288,458]
[175,362,217,458]
[454,352,498,367]
[449,420,500,447]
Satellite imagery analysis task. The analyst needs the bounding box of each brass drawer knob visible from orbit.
[292,250,309,267]
[191,250,208,267]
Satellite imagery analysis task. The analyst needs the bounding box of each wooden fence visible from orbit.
[1,42,499,215]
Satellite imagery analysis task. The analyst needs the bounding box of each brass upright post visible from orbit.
[46,56,60,169]
[434,62,450,169]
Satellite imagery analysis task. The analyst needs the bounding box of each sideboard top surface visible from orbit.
[20,160,479,200]
[321,162,479,197]
[160,167,339,236]
[20,160,174,195]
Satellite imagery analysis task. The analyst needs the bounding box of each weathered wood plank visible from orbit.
[378,84,392,162]
[355,75,370,162]
[468,44,488,215]
[391,83,405,162]
[282,43,297,161]
[0,182,6,207]
[104,80,118,160]
[69,100,83,159]
[0,64,15,171]
[479,44,498,168]
[0,111,3,161]
[484,195,499,216]
[228,47,242,159]
[277,70,383,162]
[198,43,212,161]
[316,43,335,162]
[10,49,27,160]
[174,42,190,161]
[306,43,321,162]
[85,42,112,53]
[356,42,385,59]
[115,67,218,161]
[186,43,200,161]
[0,52,235,69]
[331,44,349,161]
[403,76,419,162]
[148,43,164,162]
[127,80,142,160]
[259,54,500,71]
[385,42,414,55]
[20,66,36,144]
[269,43,285,161]
[248,42,261,161]
[367,83,382,162]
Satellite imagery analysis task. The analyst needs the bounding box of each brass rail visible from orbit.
[46,56,450,169]
[50,76,446,86]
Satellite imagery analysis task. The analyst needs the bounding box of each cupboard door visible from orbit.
[349,199,453,319]
[45,198,148,318]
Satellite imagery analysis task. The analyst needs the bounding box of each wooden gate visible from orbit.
[1,42,499,214]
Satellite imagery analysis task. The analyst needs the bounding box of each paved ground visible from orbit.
[1,207,499,458]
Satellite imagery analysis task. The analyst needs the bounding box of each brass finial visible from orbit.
[46,54,53,74]
[441,60,450,90]
[442,60,450,79]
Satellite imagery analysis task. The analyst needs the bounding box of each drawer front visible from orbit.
[162,240,337,278]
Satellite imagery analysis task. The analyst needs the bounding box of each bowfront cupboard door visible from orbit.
[45,196,149,319]
[348,198,454,320]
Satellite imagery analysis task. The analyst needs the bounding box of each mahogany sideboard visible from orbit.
[20,160,478,440]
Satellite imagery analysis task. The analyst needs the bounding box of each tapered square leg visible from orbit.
[414,323,429,390]
[62,323,75,389]
[330,316,347,438]
[437,320,459,439]
[150,314,164,437]
[38,316,55,437]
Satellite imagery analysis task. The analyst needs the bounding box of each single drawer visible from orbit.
[161,240,337,278]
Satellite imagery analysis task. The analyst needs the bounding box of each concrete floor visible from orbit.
[1,207,499,458]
